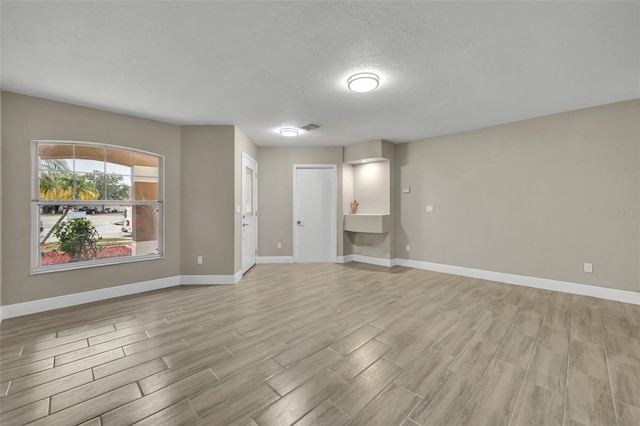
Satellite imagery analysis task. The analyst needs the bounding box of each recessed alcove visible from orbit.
[343,140,396,260]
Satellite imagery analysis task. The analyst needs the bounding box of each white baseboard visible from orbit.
[336,255,354,264]
[394,258,640,305]
[351,254,393,267]
[180,271,241,285]
[1,276,181,320]
[257,256,294,264]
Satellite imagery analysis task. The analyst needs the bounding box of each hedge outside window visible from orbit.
[32,141,164,273]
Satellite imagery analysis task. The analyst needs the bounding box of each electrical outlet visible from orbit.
[277,242,282,249]
[405,244,410,252]
[584,262,593,273]
[426,205,434,213]
[197,256,203,265]
[402,186,411,193]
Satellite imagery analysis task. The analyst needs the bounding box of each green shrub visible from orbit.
[53,218,101,261]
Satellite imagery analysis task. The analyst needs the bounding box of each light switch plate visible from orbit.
[236,205,241,214]
[402,186,411,193]
[426,205,434,213]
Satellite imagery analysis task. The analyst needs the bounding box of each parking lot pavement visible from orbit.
[41,212,131,242]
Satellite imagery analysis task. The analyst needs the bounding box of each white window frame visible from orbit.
[31,140,165,274]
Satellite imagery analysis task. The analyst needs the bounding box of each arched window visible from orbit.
[32,141,164,272]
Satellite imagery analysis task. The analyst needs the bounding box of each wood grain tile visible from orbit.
[329,324,381,355]
[571,305,604,345]
[608,360,640,408]
[603,332,640,366]
[494,331,535,368]
[2,263,639,425]
[525,347,566,394]
[189,359,284,418]
[349,383,420,426]
[273,332,334,368]
[254,369,345,426]
[294,400,351,426]
[409,369,475,425]
[198,384,280,425]
[509,381,563,426]
[138,347,228,395]
[328,338,391,381]
[536,323,569,355]
[101,369,216,425]
[455,401,507,426]
[0,398,49,425]
[448,339,498,381]
[471,359,525,416]
[266,347,343,396]
[10,347,124,393]
[568,339,608,382]
[51,358,166,413]
[32,383,141,426]
[473,320,510,345]
[134,400,199,426]
[330,358,402,417]
[616,401,640,426]
[0,369,92,414]
[565,369,616,425]
[92,340,185,379]
[393,348,454,397]
[511,312,543,339]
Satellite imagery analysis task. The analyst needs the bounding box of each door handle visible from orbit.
[243,223,249,227]
[297,220,303,226]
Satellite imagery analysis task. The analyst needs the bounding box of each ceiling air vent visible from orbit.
[301,123,322,131]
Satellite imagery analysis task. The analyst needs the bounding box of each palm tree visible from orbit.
[40,173,100,244]
[40,159,71,172]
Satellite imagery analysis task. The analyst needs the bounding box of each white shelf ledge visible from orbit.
[344,214,391,233]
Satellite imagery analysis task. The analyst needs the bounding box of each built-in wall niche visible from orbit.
[343,140,393,234]
[352,160,390,215]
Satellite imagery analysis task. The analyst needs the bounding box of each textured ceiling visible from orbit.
[2,1,639,146]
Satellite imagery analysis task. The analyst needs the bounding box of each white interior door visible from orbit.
[242,153,258,274]
[294,165,337,263]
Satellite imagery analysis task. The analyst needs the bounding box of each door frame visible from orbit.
[242,152,258,274]
[292,164,337,263]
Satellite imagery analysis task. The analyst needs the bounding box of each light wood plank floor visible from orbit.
[1,263,639,425]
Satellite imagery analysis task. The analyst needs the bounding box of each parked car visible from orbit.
[79,206,98,214]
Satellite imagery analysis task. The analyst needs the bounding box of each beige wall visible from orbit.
[396,99,640,292]
[0,92,3,312]
[257,147,345,257]
[1,92,182,305]
[234,127,258,273]
[180,126,235,276]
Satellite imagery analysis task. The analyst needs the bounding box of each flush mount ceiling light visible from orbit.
[347,72,380,93]
[279,128,299,137]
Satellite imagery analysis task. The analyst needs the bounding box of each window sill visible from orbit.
[31,253,164,275]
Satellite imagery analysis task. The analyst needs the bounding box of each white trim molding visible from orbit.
[335,255,354,264]
[257,256,294,264]
[180,271,242,285]
[395,258,640,305]
[351,254,394,268]
[1,276,180,319]
[343,255,639,305]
